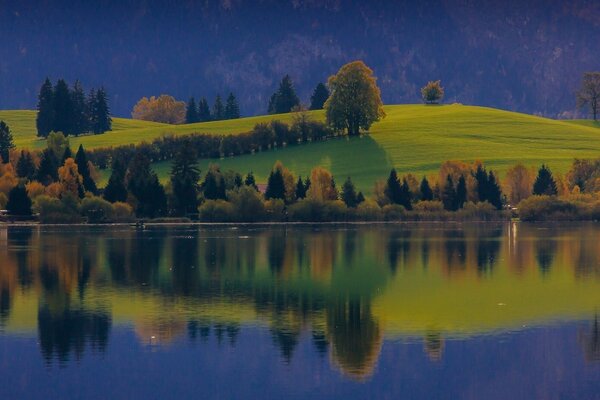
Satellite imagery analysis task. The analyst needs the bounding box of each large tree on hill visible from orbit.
[268,75,300,114]
[577,72,600,121]
[185,97,199,124]
[53,79,73,135]
[325,61,385,136]
[198,97,211,122]
[75,145,97,194]
[90,87,112,133]
[170,145,201,216]
[36,78,55,138]
[421,80,445,104]
[225,93,241,119]
[0,121,15,164]
[310,83,330,110]
[533,165,558,196]
[212,95,225,121]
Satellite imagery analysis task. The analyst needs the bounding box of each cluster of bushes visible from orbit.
[87,116,333,169]
[34,194,133,224]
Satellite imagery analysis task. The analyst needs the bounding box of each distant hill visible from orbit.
[2,105,600,192]
[0,0,599,117]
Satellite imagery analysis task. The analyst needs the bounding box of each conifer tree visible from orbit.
[474,164,489,203]
[341,177,359,208]
[244,172,258,190]
[36,78,55,138]
[0,121,14,164]
[212,95,225,121]
[6,185,32,216]
[203,165,226,200]
[533,165,558,196]
[442,175,457,211]
[71,80,88,135]
[170,146,201,215]
[384,169,402,204]
[265,168,285,200]
[225,93,240,119]
[487,171,503,209]
[62,146,73,164]
[310,83,330,110]
[103,156,128,203]
[398,178,413,210]
[127,153,167,218]
[455,175,467,209]
[295,176,307,199]
[16,151,36,181]
[36,149,59,185]
[75,145,97,194]
[198,97,211,122]
[420,176,434,201]
[91,87,112,133]
[268,75,300,114]
[53,79,73,135]
[185,97,199,124]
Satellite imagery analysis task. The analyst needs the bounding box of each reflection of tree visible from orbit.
[7,227,33,289]
[580,315,600,362]
[268,233,286,274]
[476,229,501,275]
[172,236,199,295]
[386,230,411,273]
[0,286,10,328]
[444,230,466,273]
[423,330,445,362]
[326,297,382,380]
[38,307,111,364]
[535,238,556,275]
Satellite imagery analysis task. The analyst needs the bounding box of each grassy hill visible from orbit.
[1,105,600,192]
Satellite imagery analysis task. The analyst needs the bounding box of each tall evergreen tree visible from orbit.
[0,121,14,164]
[62,146,73,164]
[127,153,167,218]
[533,165,558,196]
[36,78,55,138]
[224,93,240,119]
[487,171,503,209]
[103,156,128,203]
[185,97,199,124]
[384,169,402,204]
[6,185,32,216]
[398,178,413,210]
[310,82,330,110]
[268,75,300,114]
[474,164,489,203]
[212,95,225,121]
[244,172,258,190]
[203,166,226,200]
[198,97,211,122]
[455,175,467,209]
[53,79,73,135]
[16,151,36,180]
[36,149,59,185]
[91,87,112,134]
[420,176,434,201]
[341,177,359,208]
[295,176,307,199]
[75,145,97,194]
[71,80,88,135]
[442,175,457,211]
[170,146,201,215]
[265,168,285,200]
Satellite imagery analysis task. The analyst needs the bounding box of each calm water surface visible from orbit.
[0,223,599,399]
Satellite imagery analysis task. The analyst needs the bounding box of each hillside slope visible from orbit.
[2,105,600,192]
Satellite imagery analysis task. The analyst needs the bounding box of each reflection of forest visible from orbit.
[0,224,599,377]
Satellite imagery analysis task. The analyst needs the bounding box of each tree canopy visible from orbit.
[132,95,185,124]
[324,61,385,136]
[421,80,445,104]
[577,72,600,121]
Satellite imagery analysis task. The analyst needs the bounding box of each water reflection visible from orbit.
[0,223,599,380]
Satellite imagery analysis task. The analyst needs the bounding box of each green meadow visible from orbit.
[1,105,600,192]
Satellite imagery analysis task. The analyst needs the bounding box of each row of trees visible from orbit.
[185,93,240,123]
[268,77,330,114]
[36,78,111,137]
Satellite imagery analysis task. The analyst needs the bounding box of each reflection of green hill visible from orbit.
[1,224,600,374]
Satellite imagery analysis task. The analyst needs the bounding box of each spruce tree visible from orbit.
[127,153,167,218]
[36,149,59,185]
[203,166,226,200]
[398,178,413,210]
[295,176,307,199]
[170,146,201,215]
[75,145,97,194]
[442,175,457,211]
[53,79,73,135]
[420,176,434,201]
[212,95,225,121]
[185,97,199,124]
[36,78,55,138]
[16,151,36,180]
[384,169,402,204]
[341,177,359,208]
[0,121,14,164]
[6,185,32,216]
[310,82,330,110]
[474,165,489,203]
[244,172,258,190]
[265,168,285,200]
[487,171,503,209]
[225,93,240,119]
[71,80,88,135]
[198,97,211,122]
[92,87,112,133]
[268,75,300,114]
[62,146,73,164]
[103,157,128,203]
[533,165,558,196]
[455,175,467,209]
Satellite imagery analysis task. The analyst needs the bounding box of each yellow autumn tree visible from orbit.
[0,163,18,195]
[58,158,83,197]
[504,163,534,205]
[131,95,186,124]
[307,167,338,201]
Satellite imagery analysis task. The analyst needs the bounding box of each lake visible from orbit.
[0,223,599,399]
